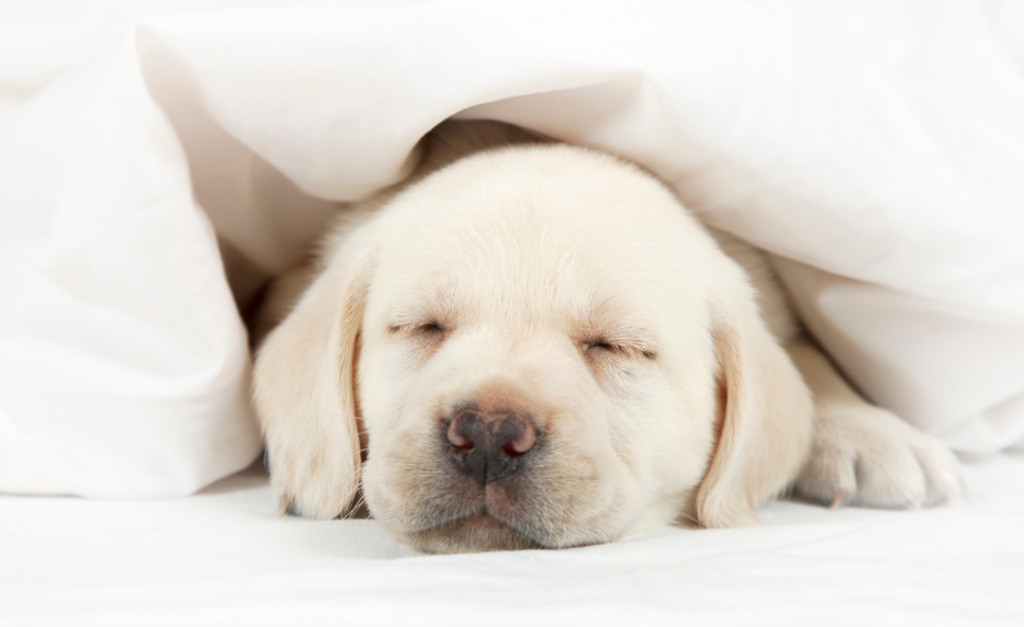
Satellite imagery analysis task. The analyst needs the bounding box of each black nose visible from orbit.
[446,408,536,485]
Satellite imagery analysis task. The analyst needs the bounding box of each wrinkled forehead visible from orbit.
[366,147,705,329]
[372,241,655,333]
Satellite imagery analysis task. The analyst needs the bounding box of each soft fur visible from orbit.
[252,121,962,553]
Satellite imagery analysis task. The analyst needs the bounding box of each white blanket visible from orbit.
[2,1,1023,498]
[3,452,1023,625]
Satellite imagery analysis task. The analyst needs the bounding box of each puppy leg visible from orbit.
[787,338,963,509]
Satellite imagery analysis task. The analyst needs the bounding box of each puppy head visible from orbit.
[253,144,812,552]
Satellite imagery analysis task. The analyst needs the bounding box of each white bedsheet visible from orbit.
[3,452,1023,626]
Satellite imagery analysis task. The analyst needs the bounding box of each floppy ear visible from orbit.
[695,297,814,528]
[252,246,371,520]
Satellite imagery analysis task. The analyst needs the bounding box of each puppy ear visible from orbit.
[695,297,814,528]
[252,246,371,520]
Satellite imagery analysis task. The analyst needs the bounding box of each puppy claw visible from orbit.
[828,490,846,510]
[279,493,294,517]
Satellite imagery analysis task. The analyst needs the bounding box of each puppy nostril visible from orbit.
[502,423,535,456]
[498,425,535,459]
[446,408,537,485]
[500,442,524,458]
[446,420,475,452]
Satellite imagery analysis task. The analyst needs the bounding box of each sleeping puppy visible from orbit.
[252,120,962,553]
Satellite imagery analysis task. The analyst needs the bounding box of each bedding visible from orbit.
[2,452,1023,625]
[2,0,1024,497]
[1,0,1024,622]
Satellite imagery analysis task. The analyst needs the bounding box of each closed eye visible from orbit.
[387,320,449,339]
[416,321,446,335]
[584,340,615,354]
[583,339,657,361]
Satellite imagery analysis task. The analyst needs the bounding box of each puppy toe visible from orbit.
[848,442,926,509]
[794,441,857,508]
[913,440,965,507]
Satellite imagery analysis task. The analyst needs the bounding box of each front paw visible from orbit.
[794,405,963,509]
[263,444,359,520]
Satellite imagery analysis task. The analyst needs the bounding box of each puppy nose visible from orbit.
[446,408,536,485]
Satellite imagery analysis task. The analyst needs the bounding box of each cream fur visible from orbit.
[252,120,962,553]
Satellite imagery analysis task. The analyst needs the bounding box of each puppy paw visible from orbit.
[263,446,359,520]
[794,405,963,509]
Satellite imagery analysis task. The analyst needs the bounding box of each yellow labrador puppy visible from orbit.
[252,121,962,553]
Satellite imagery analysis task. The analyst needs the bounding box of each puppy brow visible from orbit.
[574,303,659,359]
[386,311,436,333]
[596,327,660,359]
[386,296,457,333]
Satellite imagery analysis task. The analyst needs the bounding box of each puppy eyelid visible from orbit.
[387,320,447,336]
[417,321,446,334]
[583,339,657,361]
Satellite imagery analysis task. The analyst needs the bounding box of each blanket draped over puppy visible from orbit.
[1,1,1023,497]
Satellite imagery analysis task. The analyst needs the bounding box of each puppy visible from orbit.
[252,120,962,553]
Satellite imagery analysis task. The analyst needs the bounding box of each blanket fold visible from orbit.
[2,1,1022,497]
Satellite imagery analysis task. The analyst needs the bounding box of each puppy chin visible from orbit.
[396,513,543,554]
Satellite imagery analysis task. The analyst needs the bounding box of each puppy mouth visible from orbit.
[387,476,550,552]
[458,510,514,533]
[404,484,528,534]
[402,506,543,553]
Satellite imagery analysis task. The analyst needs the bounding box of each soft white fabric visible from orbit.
[2,452,1023,625]
[2,1,1024,497]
